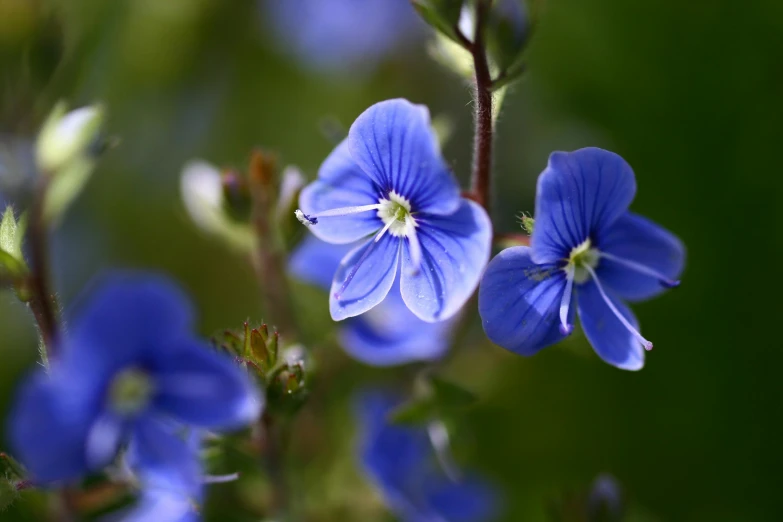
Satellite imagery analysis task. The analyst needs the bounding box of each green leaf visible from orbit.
[0,476,19,512]
[429,376,478,410]
[412,0,466,44]
[389,397,437,425]
[485,0,530,73]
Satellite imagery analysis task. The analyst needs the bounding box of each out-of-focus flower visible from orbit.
[261,0,424,74]
[357,391,498,522]
[479,148,685,370]
[7,273,262,484]
[290,235,453,365]
[112,426,204,522]
[180,160,255,252]
[296,99,492,322]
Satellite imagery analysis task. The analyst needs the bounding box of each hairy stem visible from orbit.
[469,0,495,213]
[27,177,60,361]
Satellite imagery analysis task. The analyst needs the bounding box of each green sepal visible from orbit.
[0,476,19,512]
[0,206,29,277]
[411,0,466,45]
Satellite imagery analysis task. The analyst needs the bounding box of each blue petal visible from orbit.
[478,246,569,355]
[596,211,686,302]
[348,99,460,215]
[424,476,499,522]
[577,281,645,370]
[289,234,353,290]
[65,273,195,374]
[107,492,198,522]
[340,282,452,366]
[400,200,491,322]
[299,139,383,243]
[151,338,263,429]
[7,370,103,483]
[330,235,401,321]
[531,148,637,264]
[128,420,202,497]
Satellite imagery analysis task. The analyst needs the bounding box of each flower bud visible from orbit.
[36,102,104,174]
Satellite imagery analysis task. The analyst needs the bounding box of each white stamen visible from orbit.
[599,252,680,288]
[298,203,382,222]
[428,421,460,482]
[202,472,240,484]
[584,265,653,351]
[559,265,575,335]
[406,216,422,275]
[374,218,395,242]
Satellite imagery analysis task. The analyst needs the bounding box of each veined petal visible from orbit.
[330,235,401,320]
[597,211,685,302]
[299,139,382,243]
[289,235,353,290]
[339,283,452,366]
[478,246,569,355]
[577,281,645,370]
[65,273,195,374]
[400,200,491,322]
[532,148,637,264]
[7,371,102,483]
[151,338,263,429]
[348,99,460,215]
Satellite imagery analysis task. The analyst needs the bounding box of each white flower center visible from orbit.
[109,368,154,415]
[376,191,417,238]
[567,239,600,283]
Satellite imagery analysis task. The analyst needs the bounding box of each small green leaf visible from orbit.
[412,0,466,44]
[0,453,26,479]
[37,102,105,174]
[485,0,530,74]
[389,397,437,425]
[0,476,19,512]
[429,376,478,410]
[520,213,535,235]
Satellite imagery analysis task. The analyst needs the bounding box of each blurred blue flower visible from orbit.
[297,99,492,322]
[290,235,453,365]
[261,0,424,74]
[357,392,498,522]
[478,148,685,370]
[8,273,262,484]
[113,425,204,522]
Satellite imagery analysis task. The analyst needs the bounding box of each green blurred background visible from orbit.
[1,0,781,521]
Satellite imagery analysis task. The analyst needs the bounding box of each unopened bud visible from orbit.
[36,102,104,174]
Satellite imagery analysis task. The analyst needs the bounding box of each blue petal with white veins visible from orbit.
[330,235,401,320]
[577,281,645,370]
[299,139,382,244]
[400,199,491,322]
[597,211,685,302]
[532,148,637,264]
[478,246,569,355]
[348,99,460,215]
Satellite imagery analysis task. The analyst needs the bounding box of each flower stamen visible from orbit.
[599,252,680,288]
[559,264,575,335]
[295,204,383,226]
[334,241,379,301]
[583,265,653,351]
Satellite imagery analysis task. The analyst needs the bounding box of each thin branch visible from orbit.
[468,0,495,213]
[26,176,60,359]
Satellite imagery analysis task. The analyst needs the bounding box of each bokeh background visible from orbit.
[1,0,781,521]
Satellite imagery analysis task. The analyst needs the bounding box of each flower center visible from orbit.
[567,239,600,283]
[108,368,154,416]
[376,191,416,238]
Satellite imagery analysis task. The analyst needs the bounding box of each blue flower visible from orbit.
[297,99,492,323]
[7,273,262,484]
[357,392,498,522]
[478,148,685,370]
[113,425,204,522]
[290,235,454,365]
[261,0,423,74]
